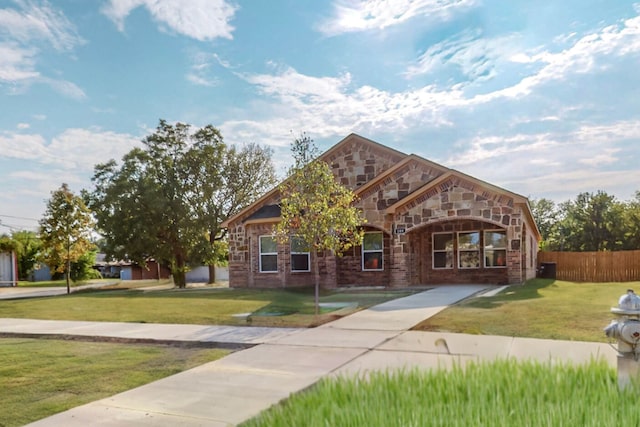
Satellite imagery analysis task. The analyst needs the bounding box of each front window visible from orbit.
[433,233,454,269]
[259,235,278,272]
[362,232,383,270]
[290,236,310,272]
[458,231,480,269]
[485,230,507,268]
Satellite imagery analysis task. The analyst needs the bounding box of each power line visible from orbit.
[0,214,39,222]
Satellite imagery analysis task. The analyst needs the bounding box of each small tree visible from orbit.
[40,184,95,294]
[10,230,42,280]
[274,134,365,314]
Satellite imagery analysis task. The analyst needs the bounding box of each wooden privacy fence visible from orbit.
[538,250,640,282]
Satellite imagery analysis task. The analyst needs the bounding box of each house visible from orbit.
[31,263,52,282]
[0,251,18,287]
[94,254,171,280]
[117,261,171,281]
[222,134,541,288]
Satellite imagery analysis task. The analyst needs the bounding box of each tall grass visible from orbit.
[242,359,640,427]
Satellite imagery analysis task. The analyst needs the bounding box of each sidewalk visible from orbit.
[0,281,117,300]
[5,284,615,427]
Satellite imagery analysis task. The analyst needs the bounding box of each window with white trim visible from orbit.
[484,230,507,268]
[362,232,383,270]
[433,233,454,269]
[259,235,278,272]
[458,231,480,268]
[290,236,310,272]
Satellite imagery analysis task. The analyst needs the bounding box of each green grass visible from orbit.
[0,338,228,427]
[0,287,416,328]
[242,359,640,427]
[17,279,172,288]
[413,279,637,342]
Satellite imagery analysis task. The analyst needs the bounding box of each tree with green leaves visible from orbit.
[0,234,17,252]
[529,198,558,250]
[40,183,95,294]
[274,134,365,314]
[556,191,621,251]
[621,191,640,250]
[88,119,275,287]
[10,230,42,280]
[189,142,277,282]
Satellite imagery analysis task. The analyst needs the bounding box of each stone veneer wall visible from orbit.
[358,158,444,226]
[325,139,405,190]
[387,183,525,286]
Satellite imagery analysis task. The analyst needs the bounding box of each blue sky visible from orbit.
[1,0,639,232]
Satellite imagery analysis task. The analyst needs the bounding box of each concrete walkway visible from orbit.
[0,281,118,300]
[1,284,615,427]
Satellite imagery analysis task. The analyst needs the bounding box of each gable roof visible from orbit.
[222,133,541,240]
[383,170,527,215]
[319,133,407,164]
[222,133,409,228]
[354,154,448,199]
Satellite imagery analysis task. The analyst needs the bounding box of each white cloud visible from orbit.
[447,121,639,167]
[0,2,85,99]
[0,127,141,171]
[579,149,620,166]
[442,120,640,201]
[475,14,640,102]
[231,11,640,146]
[405,29,520,82]
[42,77,86,100]
[0,0,85,51]
[102,0,238,41]
[0,43,39,82]
[186,51,222,87]
[220,65,467,146]
[16,122,29,129]
[0,127,141,226]
[0,132,49,160]
[319,0,477,35]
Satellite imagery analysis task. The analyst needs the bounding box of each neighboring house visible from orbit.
[94,254,171,280]
[31,263,52,282]
[0,251,17,287]
[185,266,230,283]
[118,260,171,281]
[222,134,541,289]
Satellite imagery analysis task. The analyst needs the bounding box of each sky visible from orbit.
[1,0,639,232]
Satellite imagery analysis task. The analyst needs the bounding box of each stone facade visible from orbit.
[223,134,541,289]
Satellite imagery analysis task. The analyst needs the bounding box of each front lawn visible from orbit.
[413,279,636,342]
[0,338,228,427]
[0,287,416,328]
[241,359,640,427]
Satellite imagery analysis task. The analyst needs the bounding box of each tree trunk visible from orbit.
[208,232,216,284]
[312,248,320,315]
[173,252,187,288]
[66,259,71,295]
[208,264,216,284]
[173,270,186,288]
[66,236,71,295]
